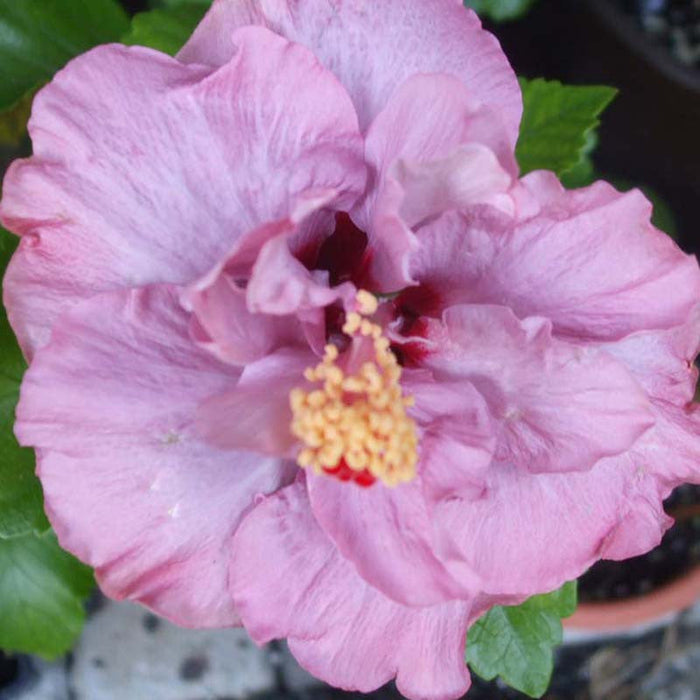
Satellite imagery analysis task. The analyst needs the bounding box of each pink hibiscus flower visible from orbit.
[2,1,700,698]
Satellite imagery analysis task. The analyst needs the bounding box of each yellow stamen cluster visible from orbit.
[290,292,418,487]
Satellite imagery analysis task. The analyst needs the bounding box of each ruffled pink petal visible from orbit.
[433,456,664,596]
[300,373,495,606]
[603,306,700,405]
[594,308,700,491]
[230,482,473,700]
[410,178,700,340]
[364,73,517,186]
[182,203,346,364]
[1,29,365,356]
[390,146,515,228]
[421,304,654,474]
[356,73,515,291]
[403,209,502,318]
[306,473,479,607]
[423,363,685,592]
[182,213,340,366]
[180,0,521,141]
[589,308,700,517]
[430,309,700,587]
[196,348,314,455]
[184,269,304,365]
[405,373,496,503]
[16,286,295,627]
[599,481,673,561]
[628,404,700,490]
[248,233,355,315]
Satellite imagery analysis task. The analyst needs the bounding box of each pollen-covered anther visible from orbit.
[290,292,418,488]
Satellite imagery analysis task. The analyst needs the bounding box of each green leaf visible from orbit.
[0,228,48,538]
[0,530,93,658]
[0,235,93,657]
[124,3,209,56]
[466,582,578,698]
[464,0,538,22]
[560,131,598,189]
[152,0,212,5]
[0,91,34,148]
[516,78,617,177]
[0,0,129,110]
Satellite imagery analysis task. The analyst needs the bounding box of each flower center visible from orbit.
[290,292,418,488]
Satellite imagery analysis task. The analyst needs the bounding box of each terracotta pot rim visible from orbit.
[565,563,700,631]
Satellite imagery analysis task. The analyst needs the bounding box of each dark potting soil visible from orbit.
[618,0,700,69]
[578,483,700,603]
[0,653,18,690]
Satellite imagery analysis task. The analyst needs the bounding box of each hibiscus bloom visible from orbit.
[2,1,700,698]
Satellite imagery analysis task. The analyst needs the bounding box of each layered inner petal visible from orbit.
[16,285,295,627]
[405,374,496,503]
[420,304,654,474]
[409,178,700,341]
[248,233,356,316]
[306,471,480,607]
[357,72,516,292]
[197,348,316,456]
[184,265,304,366]
[587,302,700,495]
[363,73,517,184]
[182,211,348,366]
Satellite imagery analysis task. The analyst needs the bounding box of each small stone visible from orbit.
[70,600,275,699]
[141,613,160,634]
[640,643,700,699]
[178,655,209,682]
[642,14,670,32]
[1,658,70,700]
[641,0,667,14]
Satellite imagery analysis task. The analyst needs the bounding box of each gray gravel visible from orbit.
[2,595,700,699]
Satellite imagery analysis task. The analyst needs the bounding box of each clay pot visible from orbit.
[566,500,700,633]
[565,564,700,632]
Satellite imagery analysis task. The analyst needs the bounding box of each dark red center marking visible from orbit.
[322,458,377,488]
